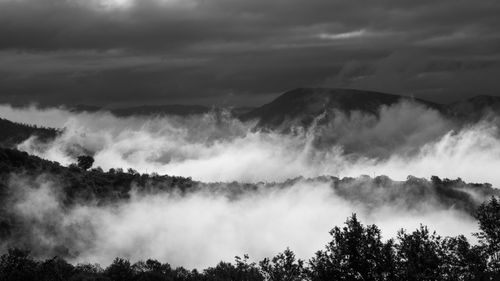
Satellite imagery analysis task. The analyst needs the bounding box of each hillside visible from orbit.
[240,88,442,129]
[240,88,500,129]
[0,148,195,204]
[0,118,59,148]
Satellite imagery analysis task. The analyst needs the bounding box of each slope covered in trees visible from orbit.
[0,147,497,212]
[0,118,58,148]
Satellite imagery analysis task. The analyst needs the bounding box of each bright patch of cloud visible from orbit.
[318,29,367,40]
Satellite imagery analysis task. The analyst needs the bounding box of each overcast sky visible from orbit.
[1,0,500,107]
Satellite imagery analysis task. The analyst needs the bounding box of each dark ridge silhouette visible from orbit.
[0,118,59,148]
[240,88,443,129]
[65,104,212,116]
[63,92,500,123]
[3,88,500,134]
[111,105,212,117]
[67,104,102,113]
[66,104,255,117]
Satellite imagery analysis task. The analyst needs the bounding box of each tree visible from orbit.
[38,257,75,281]
[475,196,500,272]
[77,155,94,170]
[0,249,38,281]
[71,263,107,281]
[132,259,173,281]
[105,258,135,281]
[440,235,486,281]
[309,214,396,281]
[259,248,305,281]
[396,225,443,281]
[204,255,263,281]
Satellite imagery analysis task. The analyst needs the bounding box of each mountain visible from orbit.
[240,88,442,129]
[0,118,59,148]
[3,88,500,147]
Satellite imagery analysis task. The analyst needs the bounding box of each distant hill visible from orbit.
[240,88,442,129]
[68,104,254,117]
[0,118,59,148]
[3,88,500,147]
[111,105,212,117]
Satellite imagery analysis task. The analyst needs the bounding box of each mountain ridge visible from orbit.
[240,88,444,128]
[240,87,500,129]
[3,87,500,146]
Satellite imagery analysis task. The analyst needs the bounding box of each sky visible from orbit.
[1,0,500,107]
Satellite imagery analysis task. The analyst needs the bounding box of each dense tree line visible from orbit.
[0,197,499,281]
[0,118,58,148]
[1,147,497,209]
[0,148,196,205]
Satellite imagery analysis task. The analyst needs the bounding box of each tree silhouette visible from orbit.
[0,249,38,281]
[38,257,74,281]
[309,214,396,281]
[132,259,173,281]
[475,196,500,272]
[259,248,305,281]
[204,256,263,281]
[440,235,486,281]
[396,225,443,281]
[77,155,94,170]
[105,258,134,281]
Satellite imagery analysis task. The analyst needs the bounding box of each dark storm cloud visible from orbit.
[1,0,500,106]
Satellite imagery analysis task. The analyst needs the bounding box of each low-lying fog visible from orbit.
[1,102,499,268]
[5,174,480,269]
[2,102,500,185]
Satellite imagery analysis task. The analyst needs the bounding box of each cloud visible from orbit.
[325,49,500,102]
[3,101,500,186]
[318,29,367,40]
[1,0,500,105]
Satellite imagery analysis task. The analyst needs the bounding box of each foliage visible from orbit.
[77,155,95,171]
[0,118,59,149]
[309,214,396,281]
[396,225,443,281]
[259,248,305,281]
[475,196,500,272]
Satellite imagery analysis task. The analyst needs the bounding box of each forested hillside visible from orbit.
[0,118,58,148]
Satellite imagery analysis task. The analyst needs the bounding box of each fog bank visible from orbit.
[4,174,480,269]
[2,102,500,185]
